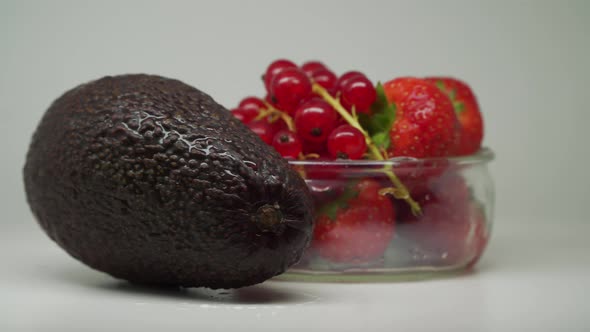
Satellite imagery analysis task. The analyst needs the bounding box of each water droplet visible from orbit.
[244,161,258,171]
[224,170,237,177]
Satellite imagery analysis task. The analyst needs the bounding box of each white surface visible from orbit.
[2,221,588,331]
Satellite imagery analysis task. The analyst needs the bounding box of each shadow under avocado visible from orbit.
[99,281,314,305]
[49,262,318,305]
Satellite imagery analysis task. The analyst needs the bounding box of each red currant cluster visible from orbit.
[231,59,377,160]
[231,59,486,218]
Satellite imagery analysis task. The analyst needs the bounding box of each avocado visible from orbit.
[23,74,313,289]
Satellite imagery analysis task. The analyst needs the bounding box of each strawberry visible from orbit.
[383,77,460,158]
[395,173,473,263]
[426,77,483,155]
[313,179,395,263]
[393,158,451,197]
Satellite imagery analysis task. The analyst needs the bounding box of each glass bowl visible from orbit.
[280,148,495,281]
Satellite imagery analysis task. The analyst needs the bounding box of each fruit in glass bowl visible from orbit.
[284,150,494,279]
[230,59,494,280]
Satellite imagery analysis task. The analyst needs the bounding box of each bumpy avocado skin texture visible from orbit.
[23,74,313,289]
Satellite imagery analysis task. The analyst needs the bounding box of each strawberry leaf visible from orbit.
[370,111,395,145]
[371,131,391,150]
[358,112,371,133]
[434,79,464,114]
[454,101,465,113]
[449,88,457,101]
[316,181,359,221]
[370,82,390,113]
[358,82,396,150]
[370,82,396,130]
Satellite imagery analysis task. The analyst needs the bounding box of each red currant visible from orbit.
[302,138,329,157]
[272,130,302,159]
[296,95,322,106]
[231,107,258,123]
[247,121,274,144]
[303,155,345,180]
[263,93,276,107]
[268,118,287,137]
[264,59,297,91]
[311,68,337,93]
[270,68,312,114]
[238,96,266,113]
[335,71,364,92]
[294,100,338,144]
[301,61,327,77]
[327,125,367,159]
[340,75,377,113]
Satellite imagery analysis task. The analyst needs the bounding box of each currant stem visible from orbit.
[301,153,320,159]
[256,102,296,132]
[312,83,422,215]
[313,85,366,134]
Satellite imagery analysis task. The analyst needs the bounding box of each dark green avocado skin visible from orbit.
[23,74,313,289]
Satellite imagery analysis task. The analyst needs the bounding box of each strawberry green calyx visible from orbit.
[435,79,465,114]
[360,82,397,150]
[317,181,359,221]
[453,101,465,113]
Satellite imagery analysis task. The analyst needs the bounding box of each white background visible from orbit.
[1,1,589,331]
[2,0,589,226]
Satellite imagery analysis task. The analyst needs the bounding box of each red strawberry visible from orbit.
[426,77,483,155]
[396,173,472,263]
[313,179,395,263]
[394,158,451,197]
[383,77,460,158]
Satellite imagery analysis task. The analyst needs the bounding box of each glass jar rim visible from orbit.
[288,147,494,166]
